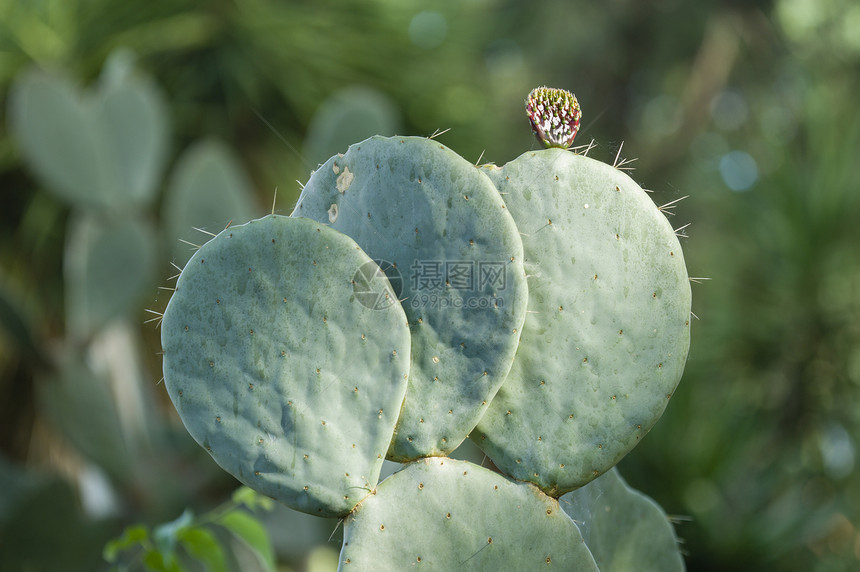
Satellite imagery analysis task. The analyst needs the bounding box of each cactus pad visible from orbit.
[560,468,685,571]
[473,150,691,496]
[339,457,598,570]
[64,212,157,338]
[8,57,168,211]
[161,215,411,517]
[292,136,527,461]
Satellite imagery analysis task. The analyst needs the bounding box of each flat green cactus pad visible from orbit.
[561,468,685,571]
[473,150,691,496]
[293,136,527,461]
[162,139,258,266]
[339,457,598,570]
[161,215,411,517]
[64,212,157,339]
[8,54,168,211]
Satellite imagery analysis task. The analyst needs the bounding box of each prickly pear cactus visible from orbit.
[159,87,691,569]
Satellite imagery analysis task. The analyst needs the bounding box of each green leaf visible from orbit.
[153,509,194,555]
[230,486,256,509]
[177,527,228,572]
[231,486,274,512]
[103,524,149,563]
[142,550,182,572]
[217,511,276,571]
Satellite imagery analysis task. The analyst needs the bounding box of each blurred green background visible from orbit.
[1,0,859,570]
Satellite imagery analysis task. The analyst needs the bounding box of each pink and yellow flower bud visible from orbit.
[526,87,582,149]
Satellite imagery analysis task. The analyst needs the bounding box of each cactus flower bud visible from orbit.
[526,87,582,149]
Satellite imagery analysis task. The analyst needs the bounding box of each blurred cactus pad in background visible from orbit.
[3,1,860,571]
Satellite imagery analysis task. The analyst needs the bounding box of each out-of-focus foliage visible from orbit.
[1,0,859,570]
[104,486,276,572]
